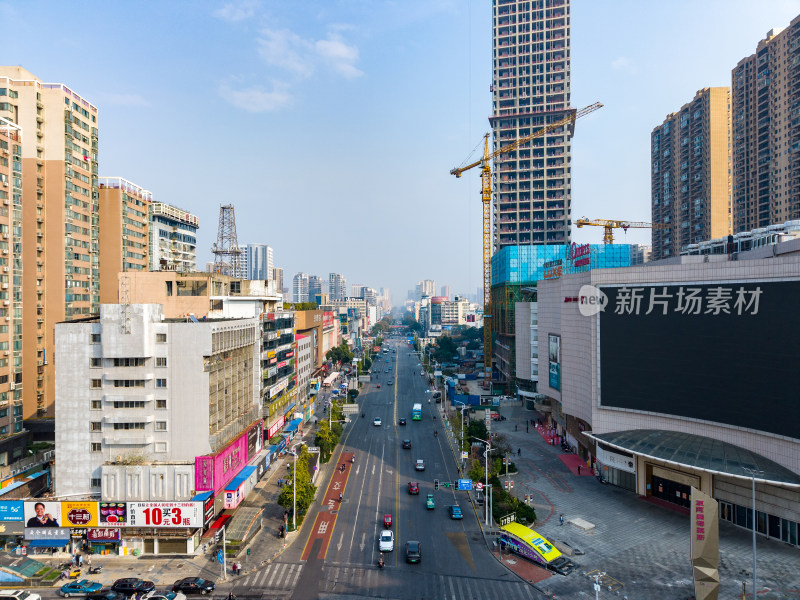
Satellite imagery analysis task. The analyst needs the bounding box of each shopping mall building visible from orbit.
[534,250,800,548]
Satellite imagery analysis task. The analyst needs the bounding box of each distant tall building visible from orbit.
[1,66,100,421]
[351,284,364,297]
[293,272,309,303]
[308,275,323,301]
[651,87,732,259]
[273,267,284,294]
[440,285,451,301]
[415,279,435,300]
[98,177,152,304]
[491,0,573,249]
[245,244,273,280]
[732,23,800,232]
[149,202,199,273]
[329,273,347,301]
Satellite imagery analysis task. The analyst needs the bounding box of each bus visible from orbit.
[499,522,579,575]
[412,403,422,421]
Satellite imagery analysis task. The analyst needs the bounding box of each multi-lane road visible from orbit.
[254,339,541,600]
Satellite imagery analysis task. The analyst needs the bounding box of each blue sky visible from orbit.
[3,0,800,305]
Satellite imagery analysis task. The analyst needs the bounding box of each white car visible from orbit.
[379,529,395,552]
[0,592,40,600]
[373,417,382,427]
[415,459,425,471]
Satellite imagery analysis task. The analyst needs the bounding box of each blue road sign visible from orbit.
[458,479,473,491]
[217,549,223,564]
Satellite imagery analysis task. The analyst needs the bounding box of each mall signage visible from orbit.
[87,528,121,541]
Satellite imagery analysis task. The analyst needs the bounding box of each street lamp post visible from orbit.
[742,467,764,599]
[454,400,468,469]
[473,436,492,526]
[287,443,305,532]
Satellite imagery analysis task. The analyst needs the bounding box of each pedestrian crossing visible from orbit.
[235,562,303,590]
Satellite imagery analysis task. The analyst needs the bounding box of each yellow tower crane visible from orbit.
[575,218,668,244]
[451,102,603,382]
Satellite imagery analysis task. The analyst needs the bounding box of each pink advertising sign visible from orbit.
[195,429,249,493]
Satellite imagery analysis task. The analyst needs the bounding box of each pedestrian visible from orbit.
[77,553,83,568]
[559,514,564,526]
[517,448,521,457]
[87,555,92,567]
[578,465,582,475]
[526,422,529,433]
[515,424,517,431]
[231,563,237,576]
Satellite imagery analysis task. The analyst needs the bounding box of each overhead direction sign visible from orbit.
[457,479,473,491]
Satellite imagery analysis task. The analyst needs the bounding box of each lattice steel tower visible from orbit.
[211,204,243,276]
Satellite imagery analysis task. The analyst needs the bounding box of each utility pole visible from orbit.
[221,526,227,580]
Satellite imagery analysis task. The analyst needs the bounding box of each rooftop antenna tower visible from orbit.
[211,204,243,276]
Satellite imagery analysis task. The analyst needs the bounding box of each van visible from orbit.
[475,491,484,505]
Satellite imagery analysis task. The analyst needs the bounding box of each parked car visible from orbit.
[378,529,395,552]
[0,592,41,600]
[171,578,216,595]
[405,540,422,563]
[60,580,103,597]
[449,505,463,520]
[111,580,154,596]
[408,481,419,494]
[415,459,425,471]
[426,494,435,509]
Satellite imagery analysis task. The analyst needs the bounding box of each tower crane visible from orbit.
[575,218,668,244]
[451,102,603,382]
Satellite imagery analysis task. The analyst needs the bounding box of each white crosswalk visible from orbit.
[236,562,304,590]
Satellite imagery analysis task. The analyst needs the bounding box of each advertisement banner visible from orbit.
[0,501,24,521]
[691,487,720,600]
[247,421,263,460]
[548,334,561,391]
[99,502,127,526]
[23,501,62,528]
[269,379,288,398]
[126,502,203,528]
[25,527,71,540]
[267,416,285,439]
[87,528,121,542]
[0,521,25,535]
[195,430,248,493]
[61,502,99,528]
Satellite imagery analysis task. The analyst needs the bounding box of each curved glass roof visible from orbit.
[588,429,800,487]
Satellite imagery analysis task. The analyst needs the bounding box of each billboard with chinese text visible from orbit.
[599,282,800,439]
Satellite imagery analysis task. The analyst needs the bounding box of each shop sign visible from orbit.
[126,502,203,528]
[61,502,99,527]
[267,416,285,439]
[99,502,127,526]
[543,259,563,280]
[0,521,25,535]
[323,312,334,328]
[596,446,636,474]
[0,501,24,521]
[25,527,71,540]
[277,360,287,368]
[87,528,121,541]
[270,379,288,398]
[567,243,591,268]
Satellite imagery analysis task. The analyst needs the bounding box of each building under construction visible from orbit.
[491,244,634,396]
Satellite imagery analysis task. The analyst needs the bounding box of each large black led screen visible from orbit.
[598,281,800,440]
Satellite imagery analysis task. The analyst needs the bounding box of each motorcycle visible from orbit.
[434,430,438,437]
[378,553,384,568]
[361,412,365,418]
[88,566,102,575]
[351,455,355,463]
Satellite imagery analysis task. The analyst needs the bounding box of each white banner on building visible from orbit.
[126,502,203,528]
[597,445,636,474]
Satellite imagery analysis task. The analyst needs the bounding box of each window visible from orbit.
[156,399,167,409]
[112,401,146,409]
[155,442,168,453]
[0,426,7,435]
[91,478,101,488]
[156,378,167,388]
[90,358,102,367]
[90,333,101,343]
[0,408,7,419]
[155,421,167,431]
[113,358,146,367]
[156,333,167,343]
[112,422,145,430]
[90,422,102,432]
[91,443,101,452]
[91,400,102,409]
[113,380,145,388]
[90,379,102,389]
[155,357,167,367]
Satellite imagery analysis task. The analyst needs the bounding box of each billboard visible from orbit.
[126,502,203,528]
[0,501,24,521]
[548,334,561,391]
[598,281,800,440]
[195,428,249,493]
[23,501,62,528]
[691,487,720,600]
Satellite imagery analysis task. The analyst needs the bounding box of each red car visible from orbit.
[377,383,381,388]
[383,513,392,529]
[408,481,419,495]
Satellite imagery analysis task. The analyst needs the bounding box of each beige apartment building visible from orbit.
[98,177,151,304]
[651,87,732,259]
[0,66,99,420]
[732,22,800,232]
[0,116,23,441]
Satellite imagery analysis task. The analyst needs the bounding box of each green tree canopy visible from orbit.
[326,342,354,364]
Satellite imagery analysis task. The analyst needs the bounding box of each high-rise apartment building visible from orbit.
[0,66,99,420]
[732,22,800,232]
[0,117,23,440]
[651,88,732,259]
[273,267,284,296]
[98,177,151,304]
[245,244,273,281]
[149,202,198,273]
[440,285,451,301]
[328,273,346,301]
[292,272,309,303]
[491,0,573,249]
[308,275,323,302]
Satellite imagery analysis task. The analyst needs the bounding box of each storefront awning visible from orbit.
[586,429,800,487]
[28,539,70,548]
[284,418,303,433]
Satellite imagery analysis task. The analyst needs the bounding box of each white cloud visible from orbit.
[220,81,292,113]
[316,33,363,80]
[213,0,259,23]
[97,93,151,108]
[257,29,314,78]
[611,56,637,75]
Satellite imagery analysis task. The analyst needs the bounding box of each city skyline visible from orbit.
[4,1,800,303]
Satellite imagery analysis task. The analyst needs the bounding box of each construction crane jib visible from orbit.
[575,218,667,245]
[450,102,603,382]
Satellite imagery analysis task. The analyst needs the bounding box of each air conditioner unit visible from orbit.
[2,301,8,306]
[2,268,7,273]
[2,352,8,357]
[8,382,14,390]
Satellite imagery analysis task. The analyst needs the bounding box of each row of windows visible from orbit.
[91,399,167,409]
[91,442,168,454]
[91,379,166,388]
[91,333,167,343]
[91,421,167,431]
[91,357,167,367]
